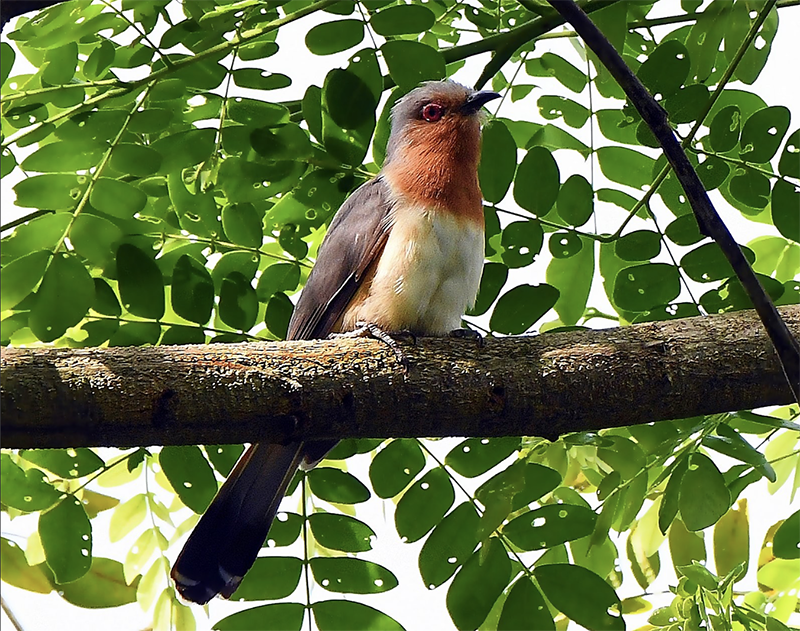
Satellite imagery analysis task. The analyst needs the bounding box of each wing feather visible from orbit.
[286,176,394,341]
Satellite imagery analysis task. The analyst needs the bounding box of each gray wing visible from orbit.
[287,175,394,341]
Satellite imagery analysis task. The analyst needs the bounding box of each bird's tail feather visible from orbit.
[171,441,305,604]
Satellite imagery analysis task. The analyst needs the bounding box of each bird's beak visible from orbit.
[460,90,502,115]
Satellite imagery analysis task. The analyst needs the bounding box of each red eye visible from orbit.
[422,103,445,122]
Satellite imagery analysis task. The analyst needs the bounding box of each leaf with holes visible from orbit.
[419,503,480,589]
[547,235,593,326]
[739,106,791,163]
[613,263,680,312]
[0,454,61,512]
[159,446,218,514]
[499,577,555,631]
[445,437,520,478]
[308,513,374,553]
[501,220,543,269]
[503,504,597,551]
[395,467,455,544]
[310,557,398,594]
[19,449,103,479]
[369,439,425,499]
[39,496,92,584]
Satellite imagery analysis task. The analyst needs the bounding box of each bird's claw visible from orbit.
[449,327,484,348]
[334,322,412,372]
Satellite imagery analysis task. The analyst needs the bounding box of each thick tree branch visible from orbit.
[546,0,800,401]
[2,306,797,450]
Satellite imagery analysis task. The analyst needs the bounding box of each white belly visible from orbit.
[347,208,484,335]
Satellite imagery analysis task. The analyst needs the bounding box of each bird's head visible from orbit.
[384,81,501,168]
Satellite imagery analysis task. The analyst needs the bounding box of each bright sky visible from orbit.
[1,2,799,631]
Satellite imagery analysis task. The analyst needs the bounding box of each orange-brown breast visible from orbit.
[382,111,485,228]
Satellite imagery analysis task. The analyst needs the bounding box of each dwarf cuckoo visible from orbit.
[171,80,501,604]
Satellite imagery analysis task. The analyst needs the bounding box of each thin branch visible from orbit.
[0,597,24,631]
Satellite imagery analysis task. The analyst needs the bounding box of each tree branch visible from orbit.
[546,0,800,402]
[2,306,797,450]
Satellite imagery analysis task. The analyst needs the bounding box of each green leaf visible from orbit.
[219,272,258,331]
[171,255,214,325]
[597,146,655,190]
[0,454,61,511]
[615,230,661,262]
[664,84,710,124]
[238,39,280,62]
[14,173,88,210]
[704,424,775,482]
[308,513,374,553]
[445,437,520,478]
[116,244,165,320]
[538,95,590,128]
[2,212,73,265]
[368,439,425,499]
[59,557,139,608]
[739,106,791,163]
[30,252,94,342]
[370,4,434,35]
[214,603,305,631]
[202,445,244,478]
[557,174,594,227]
[91,177,148,219]
[659,456,689,534]
[310,557,398,594]
[0,537,52,593]
[476,462,561,513]
[211,251,259,289]
[84,39,115,80]
[256,263,301,302]
[681,242,756,282]
[478,119,517,204]
[595,109,639,146]
[109,144,162,177]
[108,494,147,542]
[613,263,680,312]
[1,42,15,86]
[232,68,291,90]
[1,249,51,311]
[227,98,290,127]
[381,41,446,92]
[778,129,799,178]
[307,468,370,504]
[39,496,92,584]
[312,600,404,631]
[530,124,591,158]
[92,278,121,316]
[772,179,800,242]
[322,67,375,164]
[21,140,105,172]
[514,147,560,216]
[734,5,777,84]
[665,214,703,246]
[19,448,103,479]
[772,510,800,559]
[526,53,587,93]
[419,502,480,588]
[547,235,593,325]
[713,503,749,580]
[128,108,173,134]
[233,556,303,600]
[447,538,511,631]
[159,445,218,514]
[637,40,689,97]
[305,20,363,56]
[70,214,123,267]
[490,284,559,334]
[266,512,304,547]
[151,128,216,173]
[679,452,731,531]
[503,504,597,551]
[696,155,730,191]
[534,564,624,631]
[498,577,555,631]
[676,561,718,591]
[265,291,293,339]
[468,262,508,317]
[501,220,544,268]
[709,105,741,152]
[2,146,17,178]
[395,467,454,544]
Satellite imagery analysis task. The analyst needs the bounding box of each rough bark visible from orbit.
[1,306,797,450]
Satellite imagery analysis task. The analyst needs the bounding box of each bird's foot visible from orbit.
[449,327,484,348]
[333,322,412,371]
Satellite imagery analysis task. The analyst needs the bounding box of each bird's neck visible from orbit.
[382,129,484,226]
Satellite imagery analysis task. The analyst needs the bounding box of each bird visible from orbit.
[170,80,501,604]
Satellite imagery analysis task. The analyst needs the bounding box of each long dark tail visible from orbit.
[171,441,305,604]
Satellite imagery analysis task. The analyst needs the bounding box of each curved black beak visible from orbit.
[460,90,502,115]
